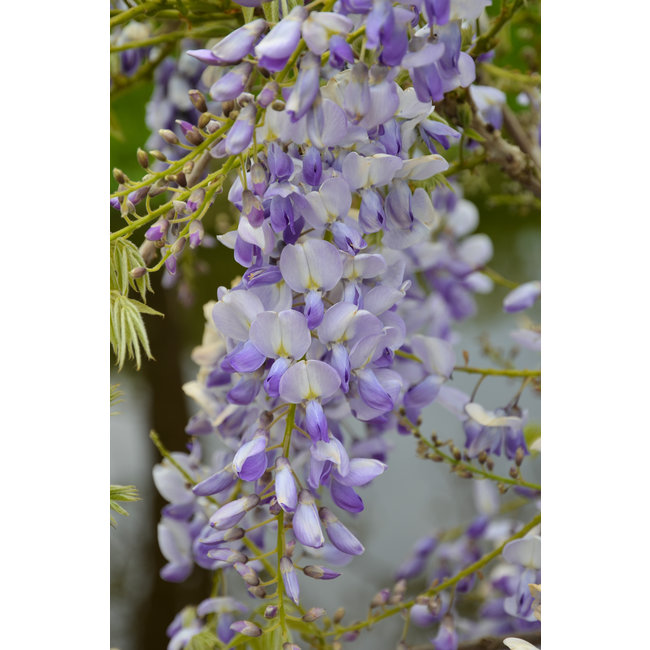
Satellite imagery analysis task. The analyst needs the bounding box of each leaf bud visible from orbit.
[159,129,179,145]
[188,88,207,113]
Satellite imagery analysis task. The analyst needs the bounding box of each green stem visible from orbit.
[328,513,541,638]
[110,0,162,28]
[276,403,296,642]
[469,0,524,59]
[111,120,232,200]
[454,366,540,378]
[110,21,233,52]
[417,434,541,492]
[394,350,540,378]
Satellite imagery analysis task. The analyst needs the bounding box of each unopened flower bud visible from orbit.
[139,240,157,265]
[159,129,179,145]
[175,172,188,187]
[250,162,268,195]
[145,218,169,242]
[150,181,169,197]
[182,160,195,176]
[371,589,390,608]
[130,266,147,279]
[248,585,266,598]
[171,237,186,256]
[189,221,204,249]
[515,447,525,466]
[257,81,278,108]
[150,149,167,162]
[269,498,281,516]
[283,644,301,650]
[303,565,341,580]
[224,527,244,542]
[185,128,204,146]
[222,99,236,118]
[302,607,325,622]
[206,548,248,564]
[271,99,286,111]
[188,89,207,113]
[229,620,262,637]
[264,605,278,619]
[333,607,345,624]
[136,148,149,169]
[198,112,212,129]
[234,561,260,586]
[113,168,128,184]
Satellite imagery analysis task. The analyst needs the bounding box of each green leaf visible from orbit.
[186,629,221,650]
[110,238,152,300]
[110,484,140,527]
[462,127,486,142]
[110,292,161,370]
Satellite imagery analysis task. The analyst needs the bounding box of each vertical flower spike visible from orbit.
[280,556,300,604]
[293,490,325,549]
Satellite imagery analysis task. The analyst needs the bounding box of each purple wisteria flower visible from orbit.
[142,1,539,644]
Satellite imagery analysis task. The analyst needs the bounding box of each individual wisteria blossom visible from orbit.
[119,0,544,646]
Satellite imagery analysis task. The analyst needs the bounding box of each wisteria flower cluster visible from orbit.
[110,0,541,648]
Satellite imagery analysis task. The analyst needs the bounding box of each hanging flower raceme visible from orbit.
[133,0,542,644]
